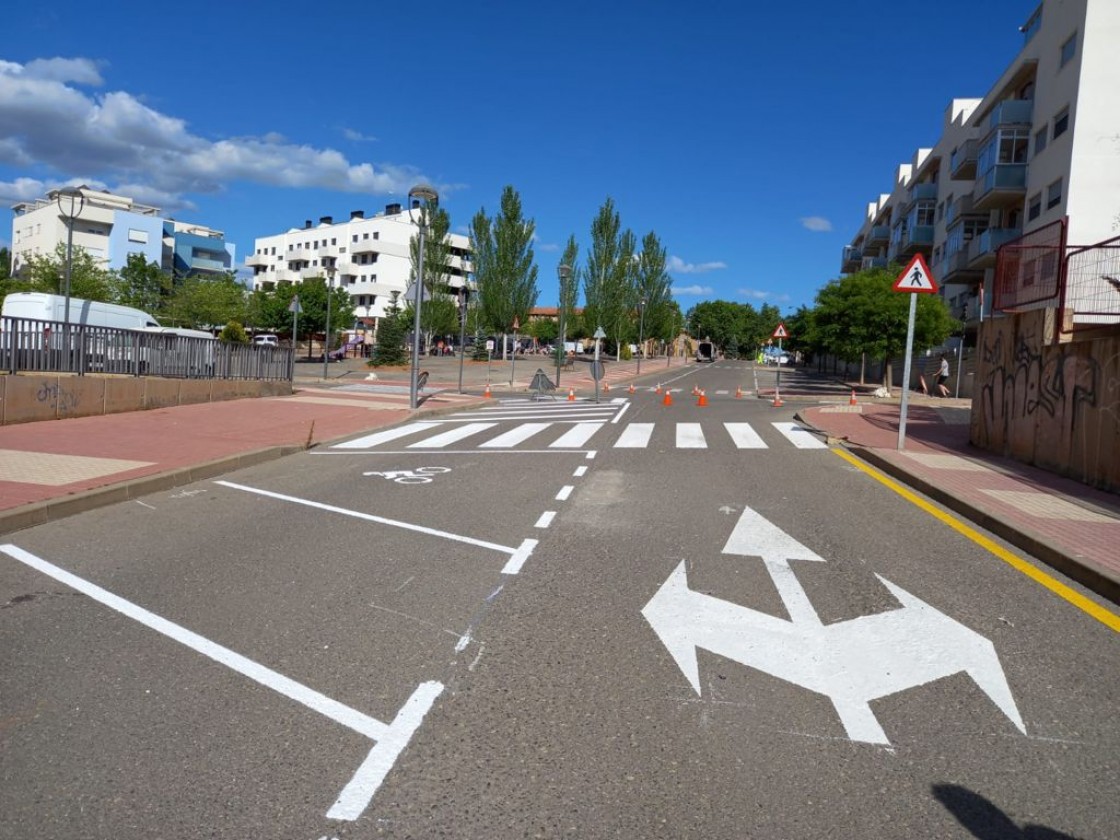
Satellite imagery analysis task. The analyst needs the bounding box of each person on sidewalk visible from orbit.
[936,353,951,397]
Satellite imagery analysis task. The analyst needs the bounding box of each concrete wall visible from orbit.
[0,374,292,425]
[971,309,1120,491]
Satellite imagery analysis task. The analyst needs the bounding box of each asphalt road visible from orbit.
[2,361,1117,839]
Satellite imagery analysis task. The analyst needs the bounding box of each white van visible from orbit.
[252,333,279,347]
[1,292,161,330]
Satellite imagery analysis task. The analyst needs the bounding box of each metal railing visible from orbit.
[1,317,293,381]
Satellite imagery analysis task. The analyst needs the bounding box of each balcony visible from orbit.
[350,239,379,255]
[972,163,1027,212]
[941,250,983,284]
[987,99,1033,132]
[245,253,269,267]
[864,225,890,247]
[190,256,230,271]
[945,195,976,226]
[967,227,1022,269]
[906,182,938,206]
[861,256,888,271]
[841,245,862,274]
[896,225,934,257]
[317,244,338,259]
[950,139,978,180]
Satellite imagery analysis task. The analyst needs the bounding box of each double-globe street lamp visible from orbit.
[408,184,439,410]
[637,297,647,376]
[322,261,336,379]
[56,187,85,360]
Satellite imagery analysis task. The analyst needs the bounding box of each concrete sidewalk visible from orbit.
[797,399,1120,605]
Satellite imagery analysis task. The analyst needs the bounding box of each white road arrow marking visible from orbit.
[642,508,1025,745]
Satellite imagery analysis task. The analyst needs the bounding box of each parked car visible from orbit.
[253,333,279,347]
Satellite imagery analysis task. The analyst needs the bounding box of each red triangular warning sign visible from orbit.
[772,323,789,339]
[892,254,938,294]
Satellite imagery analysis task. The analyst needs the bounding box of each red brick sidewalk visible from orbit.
[799,402,1120,605]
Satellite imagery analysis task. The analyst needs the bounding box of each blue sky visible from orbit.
[1,0,1039,316]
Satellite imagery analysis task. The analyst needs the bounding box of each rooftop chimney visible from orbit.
[350,209,365,220]
[319,216,333,226]
[304,219,312,229]
[385,203,402,215]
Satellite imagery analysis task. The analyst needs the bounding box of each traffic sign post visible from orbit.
[288,294,302,382]
[893,255,939,450]
[592,326,606,403]
[772,323,789,403]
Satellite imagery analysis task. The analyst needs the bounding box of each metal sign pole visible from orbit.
[897,293,918,450]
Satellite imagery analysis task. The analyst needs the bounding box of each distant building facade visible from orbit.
[10,186,235,278]
[840,0,1120,331]
[246,203,472,330]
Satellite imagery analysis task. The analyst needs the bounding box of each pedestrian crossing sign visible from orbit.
[892,254,938,293]
[772,323,789,339]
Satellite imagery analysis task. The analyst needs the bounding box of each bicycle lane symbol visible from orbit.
[363,466,452,485]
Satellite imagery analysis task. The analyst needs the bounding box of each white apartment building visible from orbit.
[10,186,235,278]
[247,202,471,329]
[841,0,1119,329]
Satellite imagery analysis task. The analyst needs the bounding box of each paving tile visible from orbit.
[899,452,991,471]
[0,449,153,487]
[979,489,1120,523]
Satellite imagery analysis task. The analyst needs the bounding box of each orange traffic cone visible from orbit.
[697,389,708,407]
[849,389,858,406]
[628,383,635,394]
[603,380,610,392]
[662,389,673,406]
[655,383,662,394]
[735,385,743,399]
[567,387,575,402]
[772,389,784,408]
[484,383,492,398]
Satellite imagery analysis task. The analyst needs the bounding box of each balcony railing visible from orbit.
[941,250,982,283]
[865,225,890,246]
[945,195,975,226]
[968,227,1022,268]
[841,245,862,273]
[906,182,938,205]
[988,99,1033,131]
[898,225,934,256]
[950,139,978,180]
[861,256,888,270]
[973,163,1027,211]
[245,253,269,267]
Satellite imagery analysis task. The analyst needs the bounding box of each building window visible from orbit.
[1046,179,1062,210]
[1034,127,1047,156]
[1028,193,1042,221]
[1053,107,1069,139]
[363,232,370,240]
[127,228,148,244]
[331,238,336,245]
[352,234,358,242]
[1060,33,1076,68]
[373,232,379,240]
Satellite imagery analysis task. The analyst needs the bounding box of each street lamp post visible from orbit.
[637,297,646,376]
[55,187,85,327]
[556,264,571,386]
[408,184,439,410]
[322,262,336,379]
[457,285,468,394]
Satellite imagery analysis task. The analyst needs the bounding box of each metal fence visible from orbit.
[1,316,293,381]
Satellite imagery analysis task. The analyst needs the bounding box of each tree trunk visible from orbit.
[859,352,866,385]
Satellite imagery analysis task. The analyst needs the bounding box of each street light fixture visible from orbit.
[56,186,85,328]
[322,261,336,379]
[408,183,439,410]
[556,263,571,386]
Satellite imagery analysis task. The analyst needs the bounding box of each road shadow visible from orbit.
[932,784,1081,839]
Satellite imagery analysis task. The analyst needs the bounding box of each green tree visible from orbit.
[371,293,408,366]
[470,186,538,355]
[24,243,113,302]
[220,321,249,343]
[582,198,635,359]
[247,281,300,335]
[111,253,171,315]
[634,232,673,352]
[408,200,460,349]
[812,265,956,388]
[163,272,247,329]
[0,246,10,281]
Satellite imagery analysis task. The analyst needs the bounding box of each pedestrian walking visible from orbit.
[936,353,951,397]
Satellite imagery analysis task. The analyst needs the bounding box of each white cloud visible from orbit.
[342,127,378,143]
[800,216,833,232]
[668,255,727,274]
[671,284,714,296]
[737,288,791,303]
[0,57,435,207]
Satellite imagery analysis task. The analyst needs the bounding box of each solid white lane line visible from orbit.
[676,423,707,448]
[773,422,828,449]
[215,481,518,555]
[480,422,551,448]
[616,423,655,448]
[0,544,390,742]
[556,485,574,501]
[333,422,442,449]
[611,402,631,424]
[535,511,557,528]
[408,422,496,448]
[550,423,605,448]
[725,422,768,449]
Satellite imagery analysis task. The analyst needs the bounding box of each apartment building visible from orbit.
[246,203,471,328]
[10,186,236,278]
[841,0,1119,329]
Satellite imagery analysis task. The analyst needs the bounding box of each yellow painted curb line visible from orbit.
[832,447,1120,633]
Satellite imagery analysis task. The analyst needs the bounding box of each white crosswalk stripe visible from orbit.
[330,416,827,453]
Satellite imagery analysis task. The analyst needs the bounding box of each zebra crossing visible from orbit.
[331,399,828,453]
